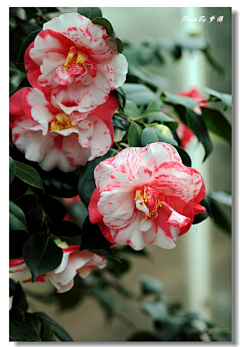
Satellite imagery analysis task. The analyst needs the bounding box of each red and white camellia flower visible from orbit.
[10,87,118,172]
[176,87,208,149]
[25,12,128,115]
[9,245,107,294]
[47,244,107,293]
[88,142,206,251]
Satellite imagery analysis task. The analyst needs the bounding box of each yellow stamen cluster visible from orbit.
[135,187,162,219]
[50,113,74,132]
[64,48,89,70]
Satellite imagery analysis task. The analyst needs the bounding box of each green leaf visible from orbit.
[40,320,54,341]
[141,100,178,130]
[121,83,155,105]
[10,318,42,342]
[141,300,168,320]
[204,87,232,110]
[10,176,28,201]
[78,149,116,207]
[141,127,178,147]
[9,200,27,232]
[14,160,43,190]
[92,17,113,37]
[88,247,119,260]
[113,87,126,110]
[112,115,130,130]
[14,194,43,233]
[77,7,102,20]
[192,197,211,224]
[128,122,143,147]
[140,274,165,296]
[160,91,198,110]
[10,156,16,184]
[185,108,213,161]
[107,257,131,277]
[123,100,140,119]
[115,37,124,53]
[67,200,88,228]
[16,29,41,64]
[34,312,73,341]
[39,195,67,220]
[23,232,63,282]
[49,220,82,247]
[127,331,158,341]
[208,197,231,235]
[200,107,231,145]
[81,216,112,250]
[173,145,192,167]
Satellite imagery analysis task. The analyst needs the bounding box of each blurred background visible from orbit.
[13,7,232,341]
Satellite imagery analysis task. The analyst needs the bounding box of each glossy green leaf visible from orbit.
[15,194,43,233]
[208,197,231,235]
[185,108,213,162]
[141,127,178,147]
[78,149,117,207]
[173,145,192,167]
[123,100,140,119]
[91,17,113,37]
[128,121,143,147]
[160,91,198,110]
[10,318,42,342]
[77,7,102,20]
[14,160,43,190]
[81,216,112,250]
[112,115,130,130]
[113,87,126,110]
[121,83,155,105]
[10,156,16,184]
[23,232,63,282]
[40,320,54,341]
[115,37,124,53]
[16,29,41,64]
[204,87,232,110]
[49,220,82,247]
[39,195,67,220]
[200,107,231,145]
[67,200,88,228]
[34,312,73,341]
[9,200,27,232]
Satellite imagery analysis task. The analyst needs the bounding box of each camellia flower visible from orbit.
[47,245,107,293]
[176,87,208,149]
[88,142,206,251]
[25,12,128,116]
[10,87,118,172]
[9,244,107,294]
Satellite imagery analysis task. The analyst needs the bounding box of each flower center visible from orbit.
[50,113,74,131]
[64,47,89,70]
[135,186,162,219]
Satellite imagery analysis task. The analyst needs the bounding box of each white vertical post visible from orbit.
[180,7,212,320]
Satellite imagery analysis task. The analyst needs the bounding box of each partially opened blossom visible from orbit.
[25,12,128,115]
[88,142,206,251]
[9,244,107,293]
[176,88,208,149]
[10,87,118,172]
[47,245,107,293]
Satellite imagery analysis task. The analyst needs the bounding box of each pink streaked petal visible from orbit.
[38,52,66,88]
[12,118,55,162]
[9,258,25,267]
[9,88,28,128]
[110,54,128,89]
[29,29,73,66]
[99,222,115,244]
[114,212,156,251]
[24,42,41,88]
[88,188,103,224]
[154,161,204,203]
[54,66,75,85]
[91,93,118,126]
[62,133,90,167]
[87,116,112,161]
